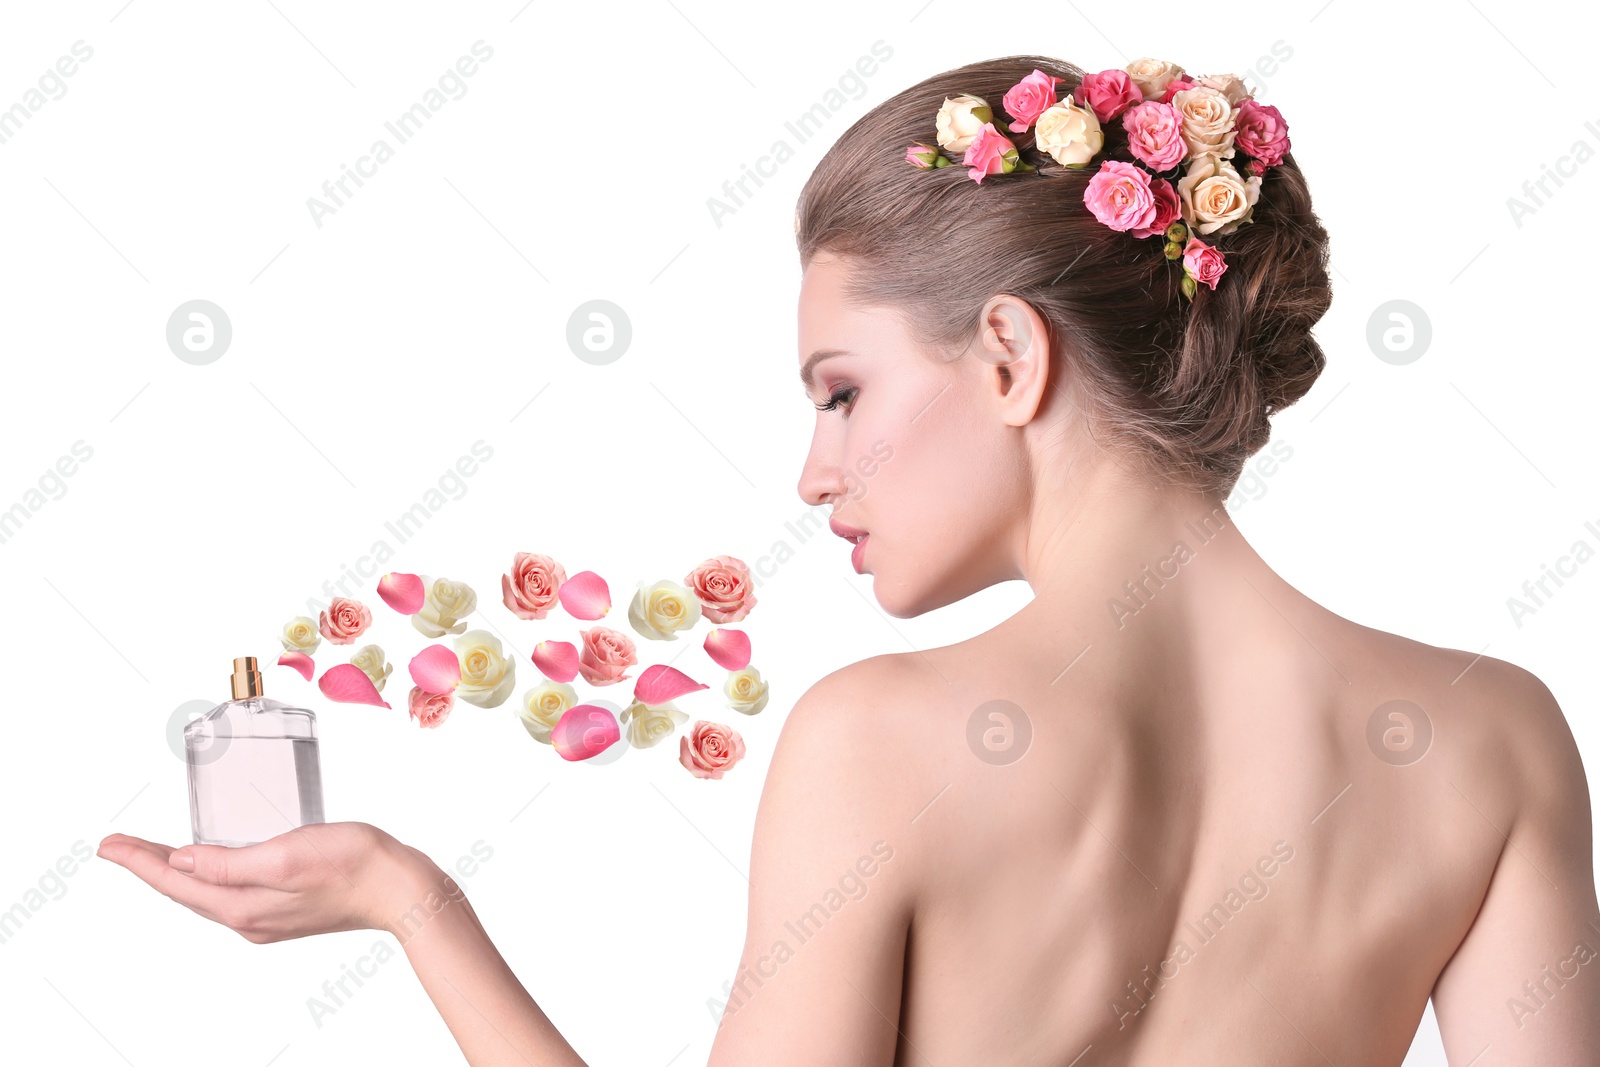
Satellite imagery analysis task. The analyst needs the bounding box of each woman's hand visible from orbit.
[97,822,429,944]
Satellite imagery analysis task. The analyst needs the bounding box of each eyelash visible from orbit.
[813,386,857,413]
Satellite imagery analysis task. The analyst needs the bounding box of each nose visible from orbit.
[796,428,843,508]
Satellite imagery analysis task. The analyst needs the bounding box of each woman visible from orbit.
[99,55,1600,1064]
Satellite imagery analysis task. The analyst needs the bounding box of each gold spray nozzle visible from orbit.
[231,656,263,700]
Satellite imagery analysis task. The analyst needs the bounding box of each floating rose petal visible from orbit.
[318,663,392,708]
[409,644,461,694]
[377,572,426,615]
[703,628,751,671]
[276,651,315,681]
[551,704,621,761]
[558,570,611,620]
[532,640,580,683]
[634,664,709,706]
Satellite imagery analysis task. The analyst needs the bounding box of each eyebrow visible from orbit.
[799,348,852,392]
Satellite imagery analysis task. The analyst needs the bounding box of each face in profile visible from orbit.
[795,252,1035,618]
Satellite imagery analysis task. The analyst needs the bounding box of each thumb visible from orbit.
[168,843,254,885]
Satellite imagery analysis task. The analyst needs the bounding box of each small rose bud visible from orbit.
[1165,221,1188,243]
[1180,274,1198,300]
[1163,240,1183,260]
[905,143,942,169]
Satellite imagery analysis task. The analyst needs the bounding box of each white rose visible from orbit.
[413,576,477,638]
[453,629,515,708]
[619,697,688,748]
[350,644,392,692]
[281,616,321,656]
[519,680,579,743]
[628,579,703,641]
[1125,57,1186,101]
[1171,86,1238,161]
[935,93,993,154]
[1033,98,1103,167]
[724,667,770,716]
[1195,73,1252,106]
[1177,154,1261,235]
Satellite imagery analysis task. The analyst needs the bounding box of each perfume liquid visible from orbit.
[185,656,326,846]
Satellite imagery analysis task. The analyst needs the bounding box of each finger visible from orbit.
[98,837,177,869]
[102,838,242,919]
[170,841,296,889]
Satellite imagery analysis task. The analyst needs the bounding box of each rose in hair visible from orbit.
[1177,154,1261,236]
[318,597,372,646]
[502,551,566,620]
[1158,78,1196,104]
[1171,86,1238,162]
[1130,178,1182,240]
[934,93,992,153]
[1195,73,1252,105]
[1234,100,1291,168]
[1083,160,1159,233]
[679,721,747,780]
[962,124,1023,183]
[1034,98,1103,167]
[1001,69,1061,132]
[1075,69,1142,123]
[1125,57,1187,101]
[1122,101,1186,171]
[1182,238,1228,290]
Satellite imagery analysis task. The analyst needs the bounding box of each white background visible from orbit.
[0,1,1595,1064]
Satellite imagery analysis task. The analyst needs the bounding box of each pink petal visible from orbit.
[551,704,620,761]
[276,651,315,681]
[377,572,425,615]
[634,663,709,706]
[558,570,611,620]
[409,644,460,694]
[532,640,580,683]
[318,663,392,708]
[703,628,751,671]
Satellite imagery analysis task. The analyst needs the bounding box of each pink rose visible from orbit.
[905,142,941,169]
[1130,178,1181,239]
[502,552,567,620]
[1234,100,1290,168]
[318,597,372,645]
[577,625,638,685]
[1082,160,1158,233]
[1182,239,1228,289]
[1001,69,1061,132]
[1158,78,1195,104]
[1075,69,1142,123]
[685,555,757,624]
[409,686,453,728]
[679,720,747,780]
[961,123,1019,184]
[1122,101,1186,171]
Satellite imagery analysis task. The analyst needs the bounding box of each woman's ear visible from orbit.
[973,295,1053,428]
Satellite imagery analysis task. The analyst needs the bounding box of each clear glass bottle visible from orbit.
[185,656,325,846]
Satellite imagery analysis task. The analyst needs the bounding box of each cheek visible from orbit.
[854,387,1010,520]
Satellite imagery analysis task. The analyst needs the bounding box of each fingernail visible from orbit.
[169,850,195,871]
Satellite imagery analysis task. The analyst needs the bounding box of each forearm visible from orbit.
[378,850,587,1067]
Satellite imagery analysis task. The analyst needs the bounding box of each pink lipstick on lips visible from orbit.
[829,517,869,573]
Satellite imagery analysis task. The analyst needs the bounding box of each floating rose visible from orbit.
[724,667,770,716]
[319,597,372,646]
[679,721,746,780]
[551,704,620,761]
[685,556,757,624]
[376,572,425,615]
[502,552,566,620]
[558,570,611,620]
[628,578,702,640]
[519,680,579,743]
[318,663,391,709]
[409,644,461,694]
[412,576,476,638]
[577,626,637,685]
[277,651,314,681]
[619,697,688,749]
[531,639,580,683]
[704,628,752,671]
[453,629,515,708]
[409,686,453,728]
[280,616,321,657]
[350,644,392,692]
[634,664,709,706]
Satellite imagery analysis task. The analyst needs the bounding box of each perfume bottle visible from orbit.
[185,656,325,846]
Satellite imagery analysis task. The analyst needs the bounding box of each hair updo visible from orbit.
[794,55,1332,497]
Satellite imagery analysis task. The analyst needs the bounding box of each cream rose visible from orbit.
[452,629,515,708]
[519,680,579,743]
[724,667,770,716]
[628,579,703,641]
[1033,98,1103,167]
[1177,154,1261,235]
[350,644,392,693]
[619,697,688,749]
[1195,73,1252,106]
[281,616,321,657]
[413,576,477,638]
[1171,86,1237,161]
[935,93,993,153]
[1125,57,1186,101]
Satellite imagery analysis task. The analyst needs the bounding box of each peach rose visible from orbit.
[409,686,453,728]
[578,625,638,685]
[1171,86,1237,161]
[319,597,372,645]
[685,555,757,624]
[1125,57,1186,101]
[502,552,566,620]
[679,721,747,780]
[1177,154,1261,236]
[934,93,993,153]
[1195,73,1252,106]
